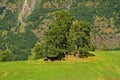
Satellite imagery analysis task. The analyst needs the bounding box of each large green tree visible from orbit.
[68,20,92,53]
[45,10,93,56]
[45,10,74,56]
[30,10,93,59]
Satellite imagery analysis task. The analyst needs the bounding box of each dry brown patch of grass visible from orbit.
[97,77,104,80]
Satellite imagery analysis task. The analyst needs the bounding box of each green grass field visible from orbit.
[0,51,120,80]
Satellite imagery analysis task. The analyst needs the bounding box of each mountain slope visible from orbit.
[0,0,120,61]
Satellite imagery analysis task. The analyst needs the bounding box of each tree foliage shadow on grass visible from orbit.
[76,51,95,58]
[44,51,95,61]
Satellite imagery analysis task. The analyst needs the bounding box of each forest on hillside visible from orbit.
[0,0,120,61]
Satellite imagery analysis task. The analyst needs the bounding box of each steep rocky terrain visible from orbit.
[0,0,120,60]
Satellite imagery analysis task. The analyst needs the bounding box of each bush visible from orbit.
[78,51,95,58]
[0,49,11,61]
[28,41,45,60]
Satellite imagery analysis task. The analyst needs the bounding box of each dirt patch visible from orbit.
[97,77,104,80]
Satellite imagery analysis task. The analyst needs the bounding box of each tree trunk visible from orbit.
[75,50,79,63]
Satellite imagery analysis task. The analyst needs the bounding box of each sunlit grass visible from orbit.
[0,51,120,80]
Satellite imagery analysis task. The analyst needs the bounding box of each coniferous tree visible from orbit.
[30,10,93,58]
[68,20,92,53]
[45,10,74,56]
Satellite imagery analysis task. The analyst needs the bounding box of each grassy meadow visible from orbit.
[0,51,120,80]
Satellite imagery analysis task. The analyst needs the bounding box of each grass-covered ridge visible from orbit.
[0,51,120,80]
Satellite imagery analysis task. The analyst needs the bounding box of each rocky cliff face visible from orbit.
[18,0,36,26]
[0,0,36,27]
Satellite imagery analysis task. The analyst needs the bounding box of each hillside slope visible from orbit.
[0,51,120,80]
[0,0,120,60]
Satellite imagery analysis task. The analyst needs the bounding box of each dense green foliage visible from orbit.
[27,0,120,50]
[0,0,120,61]
[0,26,38,61]
[0,0,38,61]
[0,49,11,61]
[45,10,74,56]
[28,41,46,60]
[0,51,120,80]
[29,10,93,59]
[68,20,92,52]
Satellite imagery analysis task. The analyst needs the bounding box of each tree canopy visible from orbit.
[29,10,93,59]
